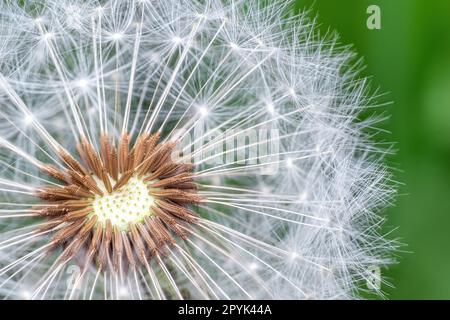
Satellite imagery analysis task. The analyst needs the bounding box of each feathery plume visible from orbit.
[0,0,396,299]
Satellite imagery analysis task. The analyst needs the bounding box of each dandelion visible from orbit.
[0,0,396,299]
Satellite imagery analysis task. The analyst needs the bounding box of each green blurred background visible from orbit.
[295,0,450,299]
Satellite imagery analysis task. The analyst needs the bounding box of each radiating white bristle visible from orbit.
[0,0,396,300]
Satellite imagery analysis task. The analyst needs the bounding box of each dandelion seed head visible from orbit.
[0,0,397,300]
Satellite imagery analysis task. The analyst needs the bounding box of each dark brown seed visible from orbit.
[63,207,93,221]
[156,200,198,223]
[58,148,88,176]
[113,170,134,191]
[119,133,130,174]
[41,165,69,183]
[147,173,193,188]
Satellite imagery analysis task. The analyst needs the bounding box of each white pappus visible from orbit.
[0,0,397,300]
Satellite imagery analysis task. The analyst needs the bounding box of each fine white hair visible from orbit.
[0,0,396,299]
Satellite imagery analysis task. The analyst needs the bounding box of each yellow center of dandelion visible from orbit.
[92,176,155,230]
